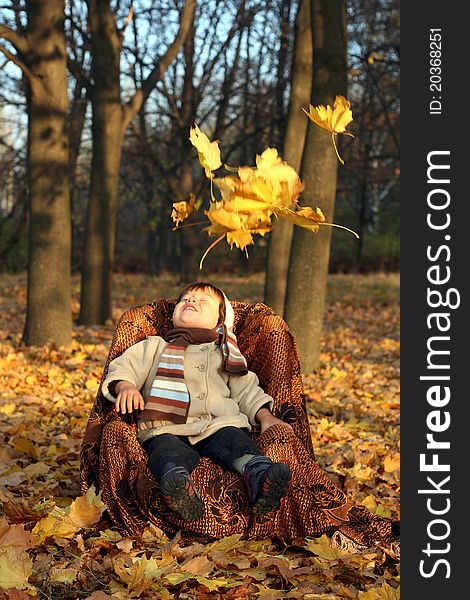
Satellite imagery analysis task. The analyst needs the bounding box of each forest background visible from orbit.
[0,0,400,597]
[0,0,399,291]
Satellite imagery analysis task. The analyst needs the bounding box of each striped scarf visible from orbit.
[139,326,248,424]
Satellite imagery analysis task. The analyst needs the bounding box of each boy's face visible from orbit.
[172,288,221,329]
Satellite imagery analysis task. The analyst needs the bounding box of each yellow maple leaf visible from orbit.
[32,513,77,544]
[66,485,105,528]
[32,486,105,544]
[206,205,242,231]
[384,452,400,473]
[171,194,202,227]
[184,127,358,267]
[273,204,325,232]
[189,124,222,178]
[215,175,274,208]
[304,534,350,560]
[239,210,272,233]
[303,95,354,164]
[0,548,33,590]
[303,95,353,134]
[255,148,304,201]
[227,231,254,251]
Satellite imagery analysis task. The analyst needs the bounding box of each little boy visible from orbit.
[102,282,291,520]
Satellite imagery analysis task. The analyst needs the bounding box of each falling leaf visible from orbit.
[171,194,202,227]
[226,231,255,251]
[184,126,357,266]
[303,95,354,135]
[303,95,354,164]
[206,204,242,232]
[254,148,304,202]
[189,124,222,178]
[273,204,325,233]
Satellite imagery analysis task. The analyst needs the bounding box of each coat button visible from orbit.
[200,346,207,351]
[198,364,206,371]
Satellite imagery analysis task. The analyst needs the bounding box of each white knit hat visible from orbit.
[223,293,234,330]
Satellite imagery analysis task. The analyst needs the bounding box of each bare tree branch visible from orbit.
[122,0,196,129]
[67,56,92,93]
[118,4,134,43]
[0,42,31,78]
[0,23,29,54]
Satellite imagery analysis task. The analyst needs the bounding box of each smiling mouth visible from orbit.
[183,306,197,312]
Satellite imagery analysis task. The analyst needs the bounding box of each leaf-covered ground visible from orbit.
[0,272,400,599]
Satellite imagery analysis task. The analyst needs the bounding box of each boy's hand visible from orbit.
[115,381,145,414]
[255,407,293,435]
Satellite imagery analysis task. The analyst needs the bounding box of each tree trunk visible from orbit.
[271,0,292,149]
[264,0,312,314]
[22,0,72,346]
[178,22,198,283]
[78,0,195,324]
[284,0,347,373]
[69,83,87,273]
[79,0,122,324]
[79,98,122,323]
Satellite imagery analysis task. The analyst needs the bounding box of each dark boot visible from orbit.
[159,466,204,520]
[243,455,291,515]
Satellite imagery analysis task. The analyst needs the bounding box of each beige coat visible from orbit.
[102,336,274,444]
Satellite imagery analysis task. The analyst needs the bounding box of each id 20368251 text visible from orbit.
[429,29,442,115]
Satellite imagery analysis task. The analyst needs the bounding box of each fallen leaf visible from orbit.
[180,555,215,577]
[66,486,105,528]
[359,582,400,599]
[304,535,350,560]
[383,453,400,473]
[0,403,16,416]
[0,548,33,590]
[50,567,77,584]
[0,519,35,552]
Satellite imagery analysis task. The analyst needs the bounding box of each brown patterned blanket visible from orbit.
[80,300,399,557]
